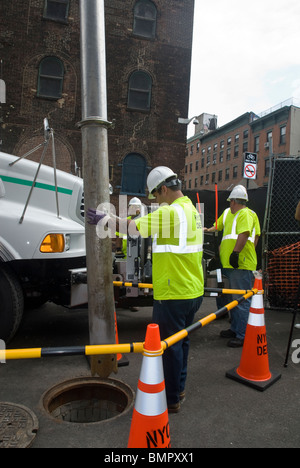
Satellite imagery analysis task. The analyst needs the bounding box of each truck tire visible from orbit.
[0,267,24,343]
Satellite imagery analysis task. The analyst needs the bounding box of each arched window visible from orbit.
[37,56,64,99]
[127,71,152,111]
[121,153,147,196]
[133,0,157,39]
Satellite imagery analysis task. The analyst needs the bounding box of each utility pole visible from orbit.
[78,0,117,378]
[0,60,5,148]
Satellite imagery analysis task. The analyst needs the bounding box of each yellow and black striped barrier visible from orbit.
[0,289,258,361]
[113,280,256,297]
[162,289,257,350]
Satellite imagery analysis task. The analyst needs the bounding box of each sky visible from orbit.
[187,0,300,136]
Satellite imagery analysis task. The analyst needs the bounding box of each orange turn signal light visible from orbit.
[40,234,65,253]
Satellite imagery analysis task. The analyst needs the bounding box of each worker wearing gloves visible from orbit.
[115,197,142,258]
[87,166,204,413]
[204,185,260,347]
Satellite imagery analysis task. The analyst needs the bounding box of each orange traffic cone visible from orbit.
[226,275,281,391]
[128,323,171,448]
[114,311,129,367]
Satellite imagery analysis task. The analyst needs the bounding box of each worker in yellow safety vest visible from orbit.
[115,197,142,258]
[204,185,261,347]
[87,166,204,413]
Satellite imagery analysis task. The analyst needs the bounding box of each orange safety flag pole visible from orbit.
[197,192,201,214]
[215,183,218,230]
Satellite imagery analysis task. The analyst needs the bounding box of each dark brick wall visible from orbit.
[0,0,194,202]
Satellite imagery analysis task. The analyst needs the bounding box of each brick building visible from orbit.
[184,102,300,191]
[0,0,194,203]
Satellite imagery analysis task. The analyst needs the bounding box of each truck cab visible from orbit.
[0,150,86,342]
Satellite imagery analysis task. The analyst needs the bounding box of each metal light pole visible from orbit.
[78,0,117,378]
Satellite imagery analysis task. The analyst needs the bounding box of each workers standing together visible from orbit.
[204,185,260,347]
[87,171,260,411]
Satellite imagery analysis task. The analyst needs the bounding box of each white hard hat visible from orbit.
[128,197,142,206]
[227,185,248,202]
[147,166,178,199]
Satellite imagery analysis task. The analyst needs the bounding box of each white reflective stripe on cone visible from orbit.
[250,292,264,309]
[135,390,167,417]
[139,356,164,385]
[248,312,265,327]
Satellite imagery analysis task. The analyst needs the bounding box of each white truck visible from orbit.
[0,149,87,342]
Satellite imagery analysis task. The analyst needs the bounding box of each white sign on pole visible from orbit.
[243,152,257,180]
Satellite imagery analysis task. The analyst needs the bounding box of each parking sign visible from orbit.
[244,152,257,180]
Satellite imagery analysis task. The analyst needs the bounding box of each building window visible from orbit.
[225,168,230,180]
[43,0,69,23]
[133,0,157,39]
[254,136,260,153]
[218,170,222,182]
[280,126,286,145]
[234,145,239,158]
[127,71,152,111]
[243,141,248,152]
[121,153,147,195]
[233,166,238,178]
[265,158,270,177]
[37,56,64,99]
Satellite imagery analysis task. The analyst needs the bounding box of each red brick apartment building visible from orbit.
[0,0,194,204]
[184,102,300,191]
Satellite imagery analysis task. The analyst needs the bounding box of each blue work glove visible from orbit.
[229,251,239,269]
[86,208,107,225]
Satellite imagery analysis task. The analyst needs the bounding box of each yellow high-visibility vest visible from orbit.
[136,196,204,300]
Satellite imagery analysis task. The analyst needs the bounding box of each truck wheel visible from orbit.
[0,267,24,343]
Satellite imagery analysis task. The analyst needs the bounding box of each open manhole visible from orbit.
[0,403,39,448]
[42,378,134,424]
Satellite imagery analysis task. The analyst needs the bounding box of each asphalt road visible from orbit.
[0,297,299,449]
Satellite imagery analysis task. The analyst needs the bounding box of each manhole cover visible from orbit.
[42,377,134,424]
[0,403,39,448]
